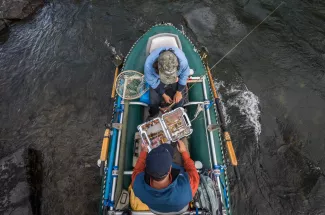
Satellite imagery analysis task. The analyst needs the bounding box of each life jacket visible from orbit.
[128,185,150,211]
[133,170,192,213]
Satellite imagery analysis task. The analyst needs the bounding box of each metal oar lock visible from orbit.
[112,123,122,130]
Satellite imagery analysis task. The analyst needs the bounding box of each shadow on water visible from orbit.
[26,148,43,215]
[0,24,10,44]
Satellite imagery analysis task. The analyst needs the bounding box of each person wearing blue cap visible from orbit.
[131,140,199,214]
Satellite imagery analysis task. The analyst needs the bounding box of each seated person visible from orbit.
[131,140,199,214]
[144,47,190,117]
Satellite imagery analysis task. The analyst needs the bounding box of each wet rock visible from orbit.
[0,0,44,32]
[0,147,43,215]
[183,7,217,38]
[0,148,31,214]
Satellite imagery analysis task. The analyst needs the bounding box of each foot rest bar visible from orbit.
[129,102,148,107]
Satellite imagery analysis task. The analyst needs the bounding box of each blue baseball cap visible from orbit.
[145,144,174,180]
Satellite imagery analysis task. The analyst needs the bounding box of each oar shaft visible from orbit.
[206,66,219,99]
[214,98,226,132]
[111,67,119,98]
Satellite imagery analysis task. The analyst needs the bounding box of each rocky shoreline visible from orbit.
[0,0,43,36]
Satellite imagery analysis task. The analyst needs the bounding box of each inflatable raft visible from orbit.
[99,23,234,215]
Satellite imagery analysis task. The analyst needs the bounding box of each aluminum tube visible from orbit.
[109,101,125,210]
[183,101,205,107]
[202,77,222,196]
[123,171,133,175]
[202,77,218,165]
[129,101,148,106]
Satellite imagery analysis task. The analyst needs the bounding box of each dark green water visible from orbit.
[1,0,325,214]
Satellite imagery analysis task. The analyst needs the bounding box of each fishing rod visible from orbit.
[201,1,285,179]
[210,1,285,70]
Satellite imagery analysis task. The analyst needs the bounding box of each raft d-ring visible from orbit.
[203,100,213,109]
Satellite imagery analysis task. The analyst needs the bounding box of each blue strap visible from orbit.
[219,178,229,209]
[108,200,115,207]
[116,106,124,112]
[213,164,226,176]
[103,199,115,207]
[112,166,118,177]
[213,165,229,209]
[204,100,214,110]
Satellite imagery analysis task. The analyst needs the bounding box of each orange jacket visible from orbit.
[131,151,199,197]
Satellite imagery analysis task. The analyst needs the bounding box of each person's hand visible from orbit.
[177,140,187,153]
[141,143,148,153]
[162,93,173,104]
[173,91,183,104]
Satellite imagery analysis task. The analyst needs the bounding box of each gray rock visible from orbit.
[0,0,43,20]
[183,7,217,38]
[0,148,31,214]
[0,147,43,215]
[0,0,43,32]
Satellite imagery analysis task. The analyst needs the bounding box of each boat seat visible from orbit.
[146,33,182,56]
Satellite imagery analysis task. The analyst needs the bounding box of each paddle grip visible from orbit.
[225,132,238,166]
[100,129,110,176]
[100,129,110,161]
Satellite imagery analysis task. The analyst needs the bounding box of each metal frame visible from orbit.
[129,101,148,107]
[202,77,223,196]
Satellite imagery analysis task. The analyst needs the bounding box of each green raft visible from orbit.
[99,23,232,215]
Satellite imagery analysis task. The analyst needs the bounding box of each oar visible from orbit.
[200,47,240,179]
[99,54,123,176]
[111,54,124,98]
[100,127,111,176]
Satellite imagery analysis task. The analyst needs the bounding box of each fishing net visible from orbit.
[115,70,149,100]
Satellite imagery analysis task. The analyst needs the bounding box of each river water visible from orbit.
[1,0,325,214]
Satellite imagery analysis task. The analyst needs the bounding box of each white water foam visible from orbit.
[215,81,261,142]
[214,80,231,125]
[104,39,117,55]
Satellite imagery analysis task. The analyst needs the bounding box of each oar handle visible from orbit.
[111,67,119,98]
[224,132,238,166]
[100,128,110,176]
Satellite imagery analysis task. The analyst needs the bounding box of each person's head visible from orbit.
[145,144,174,182]
[158,49,179,85]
